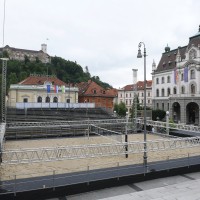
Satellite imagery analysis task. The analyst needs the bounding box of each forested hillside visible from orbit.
[0,52,112,90]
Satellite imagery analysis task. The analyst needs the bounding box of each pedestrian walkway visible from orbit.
[65,172,200,200]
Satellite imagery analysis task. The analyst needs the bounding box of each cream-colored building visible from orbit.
[8,75,79,109]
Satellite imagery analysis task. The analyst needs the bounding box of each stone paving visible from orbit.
[64,172,200,200]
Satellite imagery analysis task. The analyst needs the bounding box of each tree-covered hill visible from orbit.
[0,52,112,90]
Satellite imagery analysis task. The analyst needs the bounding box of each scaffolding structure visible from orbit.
[2,136,200,165]
[1,58,8,123]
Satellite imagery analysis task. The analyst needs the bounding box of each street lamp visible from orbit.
[137,42,147,170]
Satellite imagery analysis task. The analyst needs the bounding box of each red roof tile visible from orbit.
[18,75,67,86]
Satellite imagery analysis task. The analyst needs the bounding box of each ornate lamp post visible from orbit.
[137,42,147,170]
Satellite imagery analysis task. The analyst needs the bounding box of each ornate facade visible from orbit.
[152,26,200,125]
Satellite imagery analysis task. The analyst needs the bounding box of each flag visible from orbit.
[184,66,188,82]
[47,85,51,93]
[54,85,58,93]
[174,68,179,84]
[174,68,176,84]
[61,85,65,93]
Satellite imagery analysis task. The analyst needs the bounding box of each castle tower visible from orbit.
[41,44,47,53]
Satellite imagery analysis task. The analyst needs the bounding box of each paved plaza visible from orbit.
[46,171,200,200]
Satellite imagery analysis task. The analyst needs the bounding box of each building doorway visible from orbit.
[172,102,180,123]
[186,102,199,125]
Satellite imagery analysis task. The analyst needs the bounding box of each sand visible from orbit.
[1,133,200,181]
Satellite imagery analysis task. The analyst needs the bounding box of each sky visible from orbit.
[0,0,200,89]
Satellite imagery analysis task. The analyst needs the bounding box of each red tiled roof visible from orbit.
[121,80,152,91]
[18,75,67,86]
[77,80,116,97]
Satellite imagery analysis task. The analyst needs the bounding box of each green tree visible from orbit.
[152,109,166,121]
[114,102,127,117]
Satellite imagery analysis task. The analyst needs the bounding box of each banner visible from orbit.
[47,85,51,93]
[174,68,176,84]
[61,85,65,93]
[174,68,179,84]
[184,66,188,82]
[54,85,58,93]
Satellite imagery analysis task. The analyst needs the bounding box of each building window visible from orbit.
[168,103,169,110]
[162,103,164,110]
[37,96,42,103]
[167,76,171,83]
[120,94,122,98]
[167,88,170,96]
[23,98,28,103]
[181,86,185,94]
[173,87,177,94]
[161,77,165,84]
[156,103,159,109]
[53,97,58,103]
[191,84,195,94]
[156,89,159,97]
[156,78,159,84]
[46,96,50,103]
[130,93,131,97]
[148,100,150,104]
[66,99,70,103]
[162,88,165,97]
[126,100,128,105]
[142,93,144,97]
[93,90,96,94]
[190,70,195,79]
[126,93,128,97]
[148,92,150,97]
[181,73,184,81]
[189,49,197,59]
[129,100,132,105]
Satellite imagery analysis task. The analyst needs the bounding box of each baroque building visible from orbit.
[8,74,78,109]
[152,26,200,125]
[0,44,50,63]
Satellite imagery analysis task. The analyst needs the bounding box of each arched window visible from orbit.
[191,84,195,94]
[167,76,171,83]
[161,77,165,84]
[53,97,58,103]
[190,70,195,79]
[162,88,165,97]
[156,89,159,97]
[46,96,50,103]
[189,49,197,59]
[173,87,177,95]
[181,86,185,94]
[167,88,171,96]
[37,96,42,103]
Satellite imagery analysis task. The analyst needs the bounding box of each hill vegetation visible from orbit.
[0,51,112,90]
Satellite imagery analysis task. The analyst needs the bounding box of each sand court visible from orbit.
[1,133,200,181]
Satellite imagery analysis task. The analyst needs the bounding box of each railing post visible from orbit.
[53,170,55,191]
[14,175,17,196]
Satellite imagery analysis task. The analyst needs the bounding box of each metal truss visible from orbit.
[6,119,127,129]
[1,59,8,123]
[6,118,200,133]
[136,119,200,133]
[2,136,200,165]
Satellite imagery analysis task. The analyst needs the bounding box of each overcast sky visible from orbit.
[1,0,200,88]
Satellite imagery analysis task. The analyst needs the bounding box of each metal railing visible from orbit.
[2,136,200,164]
[1,152,200,195]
